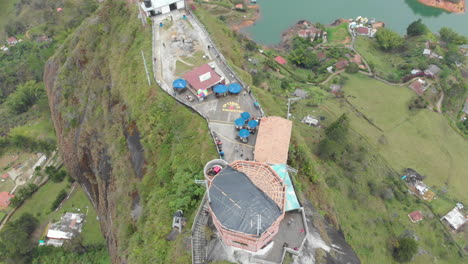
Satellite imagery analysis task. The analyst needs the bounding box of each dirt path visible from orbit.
[436,90,444,113]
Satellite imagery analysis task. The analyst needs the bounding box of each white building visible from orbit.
[140,0,185,16]
[441,206,467,230]
[46,212,85,246]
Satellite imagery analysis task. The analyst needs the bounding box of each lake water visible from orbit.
[245,0,468,45]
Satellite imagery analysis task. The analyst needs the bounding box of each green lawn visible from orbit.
[11,180,69,223]
[0,178,15,193]
[323,74,468,202]
[325,23,350,45]
[354,37,405,80]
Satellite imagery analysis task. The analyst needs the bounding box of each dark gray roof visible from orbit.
[292,89,308,99]
[424,64,441,76]
[209,166,281,235]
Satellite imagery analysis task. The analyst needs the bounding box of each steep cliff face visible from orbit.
[45,1,216,263]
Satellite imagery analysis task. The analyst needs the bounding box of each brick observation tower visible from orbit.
[204,160,286,252]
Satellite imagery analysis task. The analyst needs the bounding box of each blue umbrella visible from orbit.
[239,129,250,138]
[228,83,242,94]
[248,120,258,128]
[213,84,228,94]
[235,118,246,127]
[173,79,187,89]
[241,112,251,120]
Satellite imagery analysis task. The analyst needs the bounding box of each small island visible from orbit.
[417,0,465,13]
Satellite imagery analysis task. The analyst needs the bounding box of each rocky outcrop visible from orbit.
[417,0,465,13]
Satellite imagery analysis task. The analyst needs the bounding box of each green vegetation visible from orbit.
[50,189,67,211]
[406,19,428,37]
[0,213,38,263]
[5,81,44,114]
[45,165,67,183]
[11,180,69,223]
[393,237,418,262]
[439,27,467,45]
[375,28,405,51]
[9,183,39,207]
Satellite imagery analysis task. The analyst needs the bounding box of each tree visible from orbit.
[375,28,404,51]
[345,62,360,73]
[6,81,44,114]
[406,19,427,37]
[439,27,467,45]
[393,237,418,262]
[0,213,38,261]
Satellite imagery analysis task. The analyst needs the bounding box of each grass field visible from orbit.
[11,180,69,223]
[322,74,468,202]
[325,23,350,45]
[354,37,405,80]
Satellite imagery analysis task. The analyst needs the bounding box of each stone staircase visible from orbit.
[192,200,210,264]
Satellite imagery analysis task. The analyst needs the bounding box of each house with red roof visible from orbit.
[317,52,326,61]
[408,210,423,223]
[274,56,286,65]
[7,37,17,46]
[335,59,349,70]
[0,192,14,209]
[409,78,428,95]
[182,63,223,96]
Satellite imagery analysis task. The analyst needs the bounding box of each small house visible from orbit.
[408,211,423,223]
[7,37,17,46]
[235,4,243,9]
[301,115,319,126]
[411,69,421,75]
[463,98,468,114]
[409,78,428,95]
[424,64,441,77]
[0,45,8,51]
[423,49,431,56]
[330,84,342,94]
[414,181,429,196]
[140,0,185,16]
[441,205,467,230]
[183,63,224,97]
[274,56,287,65]
[292,89,308,99]
[335,59,349,70]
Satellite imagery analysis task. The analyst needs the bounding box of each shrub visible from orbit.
[393,237,418,262]
[406,19,427,37]
[375,28,404,51]
[50,189,68,211]
[5,81,45,114]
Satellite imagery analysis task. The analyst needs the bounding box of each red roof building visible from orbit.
[235,4,243,9]
[356,27,370,36]
[408,210,423,223]
[409,79,427,95]
[317,52,326,61]
[7,37,17,46]
[2,173,9,179]
[335,59,349,70]
[298,30,309,38]
[183,64,223,93]
[0,192,14,209]
[274,56,286,65]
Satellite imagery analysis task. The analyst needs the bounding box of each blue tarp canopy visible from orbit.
[238,129,250,138]
[235,118,246,127]
[228,83,242,94]
[214,84,228,94]
[271,164,301,211]
[247,119,258,128]
[173,79,187,89]
[240,112,251,120]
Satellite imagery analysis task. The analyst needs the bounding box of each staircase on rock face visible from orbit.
[192,201,210,264]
